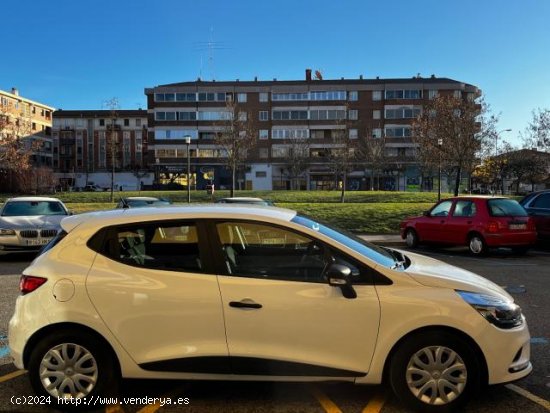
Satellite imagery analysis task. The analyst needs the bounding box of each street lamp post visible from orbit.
[495,128,512,194]
[184,135,191,203]
[437,138,443,201]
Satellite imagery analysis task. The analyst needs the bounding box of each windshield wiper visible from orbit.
[382,247,407,270]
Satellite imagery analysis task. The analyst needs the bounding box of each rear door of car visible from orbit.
[86,219,230,373]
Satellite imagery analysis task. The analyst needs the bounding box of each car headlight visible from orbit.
[457,290,523,329]
[0,228,16,236]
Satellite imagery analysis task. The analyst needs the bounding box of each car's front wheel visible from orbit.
[389,331,481,413]
[28,330,118,409]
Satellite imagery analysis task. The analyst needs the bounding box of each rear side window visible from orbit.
[487,199,527,217]
[452,200,477,217]
[531,193,550,209]
[94,221,206,273]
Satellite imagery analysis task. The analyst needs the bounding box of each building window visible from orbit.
[372,91,382,101]
[373,110,381,119]
[178,111,197,121]
[259,130,269,140]
[238,111,247,121]
[259,148,269,158]
[349,129,358,139]
[454,90,462,98]
[385,90,422,99]
[428,90,438,100]
[385,127,412,137]
[349,110,358,120]
[237,93,247,102]
[99,119,105,126]
[272,110,308,120]
[135,118,142,127]
[124,119,130,126]
[385,107,421,119]
[259,111,269,121]
[255,171,267,178]
[309,110,346,121]
[372,128,382,138]
[259,92,268,102]
[349,91,358,101]
[272,129,309,139]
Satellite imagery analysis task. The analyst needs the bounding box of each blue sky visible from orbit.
[3,0,549,146]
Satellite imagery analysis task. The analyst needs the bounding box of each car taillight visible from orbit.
[19,275,47,295]
[487,221,500,233]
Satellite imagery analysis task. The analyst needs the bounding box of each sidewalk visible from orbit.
[359,234,404,247]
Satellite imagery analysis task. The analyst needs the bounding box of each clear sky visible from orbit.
[3,0,549,146]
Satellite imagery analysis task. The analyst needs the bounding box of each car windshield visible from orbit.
[488,199,528,217]
[291,214,399,269]
[127,200,171,207]
[1,201,67,216]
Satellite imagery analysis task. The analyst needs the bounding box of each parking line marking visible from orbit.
[0,369,26,383]
[105,404,125,413]
[505,384,550,411]
[308,385,342,413]
[362,390,387,413]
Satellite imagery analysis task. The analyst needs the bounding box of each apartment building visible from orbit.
[0,87,54,167]
[51,110,150,189]
[145,71,480,191]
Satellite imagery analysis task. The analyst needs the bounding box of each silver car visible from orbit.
[0,197,70,255]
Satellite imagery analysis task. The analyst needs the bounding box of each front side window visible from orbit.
[430,200,453,217]
[102,222,204,273]
[216,221,327,282]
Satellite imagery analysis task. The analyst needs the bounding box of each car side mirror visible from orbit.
[327,264,357,299]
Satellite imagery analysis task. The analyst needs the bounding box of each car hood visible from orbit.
[0,215,65,229]
[401,249,513,301]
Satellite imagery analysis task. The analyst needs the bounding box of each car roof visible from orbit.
[217,197,266,202]
[6,196,64,203]
[61,204,297,233]
[122,197,162,201]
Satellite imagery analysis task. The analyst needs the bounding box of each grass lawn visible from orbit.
[0,190,445,234]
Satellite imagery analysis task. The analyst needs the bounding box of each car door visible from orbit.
[445,199,477,245]
[86,220,230,373]
[211,220,381,377]
[416,200,454,242]
[525,193,550,239]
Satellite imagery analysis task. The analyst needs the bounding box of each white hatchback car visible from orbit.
[9,206,531,412]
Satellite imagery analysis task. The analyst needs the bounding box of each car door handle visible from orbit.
[229,300,262,309]
[440,220,445,224]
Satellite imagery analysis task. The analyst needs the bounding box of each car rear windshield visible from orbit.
[487,199,528,217]
[1,201,67,216]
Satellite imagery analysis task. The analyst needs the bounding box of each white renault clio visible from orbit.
[9,206,531,412]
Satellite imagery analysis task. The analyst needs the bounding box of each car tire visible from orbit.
[28,330,119,409]
[405,229,419,248]
[468,234,487,256]
[389,330,481,413]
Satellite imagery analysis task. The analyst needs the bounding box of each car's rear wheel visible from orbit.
[405,229,419,248]
[28,330,118,409]
[389,331,481,413]
[468,234,487,256]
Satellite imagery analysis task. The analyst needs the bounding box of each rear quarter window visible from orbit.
[487,199,527,217]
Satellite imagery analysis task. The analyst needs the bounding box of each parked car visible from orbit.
[400,196,536,255]
[215,197,274,206]
[519,190,550,240]
[82,184,106,192]
[115,197,172,209]
[10,205,531,412]
[0,197,70,255]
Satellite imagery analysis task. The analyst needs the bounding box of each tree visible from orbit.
[357,135,387,190]
[214,99,257,197]
[104,98,120,202]
[327,128,357,203]
[523,108,550,151]
[0,100,36,192]
[413,94,497,196]
[284,136,310,190]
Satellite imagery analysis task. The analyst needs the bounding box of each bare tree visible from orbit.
[326,128,357,203]
[104,98,119,202]
[0,100,36,192]
[284,136,310,190]
[523,108,550,151]
[357,135,387,190]
[214,99,257,197]
[413,94,497,196]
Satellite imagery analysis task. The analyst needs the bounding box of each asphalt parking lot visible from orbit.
[0,247,549,413]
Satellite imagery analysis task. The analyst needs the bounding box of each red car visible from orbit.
[400,196,537,255]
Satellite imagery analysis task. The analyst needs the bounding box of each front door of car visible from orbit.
[416,200,453,243]
[212,220,381,377]
[445,199,477,244]
[86,220,230,372]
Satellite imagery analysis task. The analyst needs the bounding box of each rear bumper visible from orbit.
[484,232,537,247]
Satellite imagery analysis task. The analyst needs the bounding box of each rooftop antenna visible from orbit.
[193,27,229,81]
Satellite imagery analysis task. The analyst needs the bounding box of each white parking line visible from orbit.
[0,369,26,383]
[505,384,550,411]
